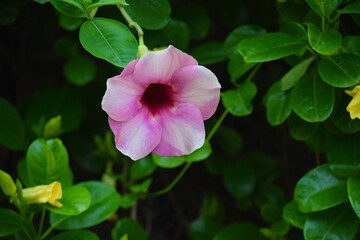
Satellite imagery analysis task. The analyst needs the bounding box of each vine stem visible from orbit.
[37,208,46,236]
[118,5,144,45]
[144,109,229,198]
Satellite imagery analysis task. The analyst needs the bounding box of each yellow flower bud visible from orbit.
[345,86,360,120]
[0,170,17,196]
[22,181,63,208]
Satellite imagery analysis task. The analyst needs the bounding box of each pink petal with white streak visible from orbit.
[153,103,205,156]
[171,65,221,120]
[109,109,162,160]
[133,46,198,86]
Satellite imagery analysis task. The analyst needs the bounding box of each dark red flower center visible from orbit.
[141,83,174,112]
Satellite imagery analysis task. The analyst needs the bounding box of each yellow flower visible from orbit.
[345,86,360,120]
[22,181,63,208]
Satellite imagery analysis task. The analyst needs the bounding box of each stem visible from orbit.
[206,109,228,142]
[41,225,54,240]
[118,5,144,40]
[321,17,325,31]
[245,63,262,83]
[38,208,46,236]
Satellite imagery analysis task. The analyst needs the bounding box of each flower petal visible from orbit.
[133,45,198,86]
[101,60,145,122]
[153,103,205,156]
[171,65,221,120]
[109,108,162,160]
[347,91,360,119]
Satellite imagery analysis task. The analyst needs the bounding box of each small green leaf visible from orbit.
[305,0,340,17]
[288,113,319,141]
[64,55,96,86]
[119,193,138,208]
[51,230,99,240]
[43,115,62,139]
[283,200,307,229]
[112,218,148,240]
[58,14,84,31]
[46,185,91,216]
[327,134,360,177]
[338,0,360,14]
[129,178,152,193]
[0,98,25,150]
[190,42,228,65]
[281,56,315,91]
[214,222,267,240]
[307,23,342,55]
[79,18,138,67]
[0,208,23,237]
[318,54,360,88]
[227,54,256,83]
[152,154,185,168]
[185,141,212,162]
[125,0,170,30]
[261,202,282,222]
[343,35,360,56]
[238,32,306,63]
[290,74,334,122]
[188,217,222,240]
[294,165,347,213]
[49,0,86,18]
[304,204,358,240]
[214,126,243,155]
[263,81,292,126]
[348,177,360,218]
[280,21,308,43]
[129,156,156,181]
[222,81,257,117]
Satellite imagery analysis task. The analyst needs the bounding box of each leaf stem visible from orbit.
[37,208,46,236]
[118,5,144,41]
[245,63,262,83]
[40,225,54,240]
[206,109,229,142]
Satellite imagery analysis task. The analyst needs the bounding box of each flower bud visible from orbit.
[0,170,17,196]
[22,181,63,208]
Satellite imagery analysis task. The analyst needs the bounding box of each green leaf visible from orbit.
[348,177,360,218]
[215,126,243,155]
[112,218,148,240]
[343,35,360,56]
[119,193,138,208]
[152,154,185,168]
[0,98,25,150]
[173,4,210,40]
[26,138,69,186]
[64,55,96,86]
[261,202,282,222]
[283,200,307,229]
[270,219,290,236]
[51,230,99,240]
[185,141,212,162]
[190,42,228,65]
[255,184,286,207]
[281,56,315,91]
[214,222,267,240]
[0,208,23,237]
[86,0,128,12]
[318,54,360,88]
[0,0,19,26]
[222,161,255,199]
[338,0,360,14]
[50,181,121,229]
[290,74,334,122]
[263,81,291,126]
[288,113,319,141]
[294,165,347,213]
[43,115,62,139]
[188,217,222,240]
[129,178,152,193]
[307,23,342,55]
[332,98,360,134]
[46,185,91,216]
[129,156,157,181]
[222,81,257,117]
[227,54,256,84]
[305,0,340,17]
[245,153,279,183]
[79,18,138,67]
[238,32,306,63]
[326,134,360,177]
[304,204,358,240]
[125,0,170,30]
[58,14,84,31]
[49,0,86,18]
[279,21,308,43]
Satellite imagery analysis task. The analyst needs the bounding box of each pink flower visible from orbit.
[101,46,221,160]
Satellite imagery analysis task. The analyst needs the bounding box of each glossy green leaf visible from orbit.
[173,4,210,40]
[227,54,256,83]
[129,178,152,193]
[188,217,222,240]
[129,156,157,180]
[332,97,360,134]
[0,98,25,150]
[51,230,99,240]
[59,14,84,31]
[343,35,360,56]
[348,177,360,218]
[112,218,148,240]
[327,134,360,177]
[291,74,334,122]
[125,0,170,30]
[283,200,307,229]
[185,141,212,162]
[79,18,138,67]
[43,115,62,139]
[338,0,360,14]
[280,21,308,43]
[222,81,257,117]
[304,204,358,240]
[264,82,291,126]
[0,208,23,237]
[222,161,255,199]
[318,54,360,88]
[26,138,68,186]
[214,222,267,240]
[50,181,120,229]
[190,42,228,65]
[288,113,319,141]
[64,55,96,86]
[305,0,340,17]
[50,0,86,18]
[294,165,347,213]
[307,23,342,55]
[238,32,306,63]
[281,56,315,91]
[152,154,185,168]
[46,185,91,215]
[270,219,290,236]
